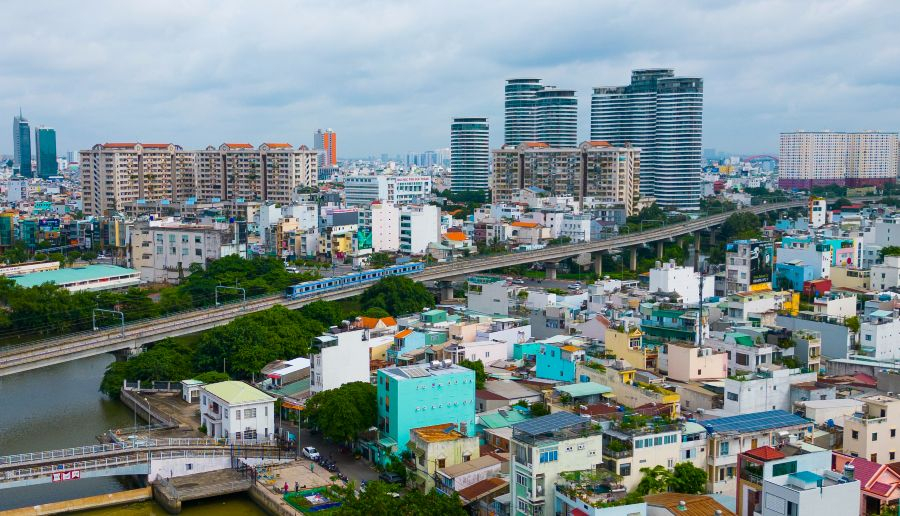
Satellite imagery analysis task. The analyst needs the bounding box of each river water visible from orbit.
[0,354,265,514]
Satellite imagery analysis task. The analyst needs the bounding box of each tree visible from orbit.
[880,246,900,259]
[193,305,325,379]
[844,315,860,334]
[635,465,672,495]
[119,287,159,321]
[360,276,435,316]
[193,371,230,384]
[830,197,852,210]
[99,338,195,397]
[669,462,707,494]
[362,307,391,319]
[299,300,348,327]
[529,402,550,417]
[326,481,466,516]
[458,359,487,389]
[367,252,396,269]
[720,212,762,242]
[305,382,376,443]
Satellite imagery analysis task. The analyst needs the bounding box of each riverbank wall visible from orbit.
[0,487,152,515]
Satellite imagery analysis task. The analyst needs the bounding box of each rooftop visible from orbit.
[203,381,275,405]
[411,423,466,443]
[703,410,811,435]
[437,454,501,478]
[555,382,612,398]
[643,493,735,516]
[380,363,473,380]
[10,264,140,288]
[512,412,593,439]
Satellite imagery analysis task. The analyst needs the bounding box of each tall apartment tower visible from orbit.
[504,79,578,147]
[12,110,31,176]
[34,127,57,179]
[504,79,543,145]
[535,87,578,147]
[313,128,337,166]
[450,117,490,191]
[779,131,900,189]
[592,69,703,210]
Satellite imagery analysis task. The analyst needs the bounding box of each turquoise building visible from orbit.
[377,363,476,457]
[535,344,584,382]
[513,342,543,360]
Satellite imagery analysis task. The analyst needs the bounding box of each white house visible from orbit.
[309,329,371,394]
[648,260,714,305]
[860,310,900,361]
[199,381,275,441]
[871,255,900,291]
[723,368,818,414]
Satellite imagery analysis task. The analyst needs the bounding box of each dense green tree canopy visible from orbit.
[458,359,487,389]
[360,276,435,316]
[327,480,466,516]
[304,382,377,443]
[193,305,325,379]
[720,212,762,242]
[100,338,195,397]
[668,462,707,494]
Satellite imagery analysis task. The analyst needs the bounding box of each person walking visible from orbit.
[295,481,299,493]
[283,482,289,493]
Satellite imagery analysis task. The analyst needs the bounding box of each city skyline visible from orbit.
[1,1,899,157]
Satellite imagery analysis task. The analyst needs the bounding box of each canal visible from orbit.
[0,354,265,514]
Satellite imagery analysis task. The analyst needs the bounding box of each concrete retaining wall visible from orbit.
[249,483,297,516]
[0,487,151,515]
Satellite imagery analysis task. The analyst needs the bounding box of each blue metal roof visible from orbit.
[511,411,589,436]
[702,410,810,434]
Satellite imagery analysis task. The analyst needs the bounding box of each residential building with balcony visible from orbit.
[859,310,900,361]
[638,303,708,346]
[536,343,585,382]
[829,266,871,291]
[736,444,859,516]
[812,291,857,320]
[680,421,709,469]
[407,423,481,491]
[600,419,682,491]
[832,453,900,515]
[575,363,680,419]
[723,368,818,414]
[510,412,604,516]
[435,454,504,496]
[309,329,371,395]
[843,395,900,464]
[467,276,515,316]
[199,381,275,441]
[726,290,798,323]
[663,341,727,383]
[602,323,657,371]
[399,204,440,255]
[377,362,476,458]
[726,240,775,294]
[702,410,814,495]
[707,333,778,376]
[648,260,714,306]
[871,255,900,291]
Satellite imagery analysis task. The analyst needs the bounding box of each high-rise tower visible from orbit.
[592,69,703,210]
[12,110,31,176]
[450,117,490,191]
[535,87,578,148]
[34,126,57,179]
[313,128,337,166]
[504,79,543,145]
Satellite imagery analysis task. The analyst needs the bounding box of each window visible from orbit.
[437,458,446,468]
[515,473,528,487]
[892,452,896,461]
[244,408,256,418]
[539,450,558,463]
[720,442,730,456]
[772,461,797,477]
[224,408,229,418]
[236,410,241,420]
[185,463,193,471]
[619,463,631,476]
[873,433,878,441]
[727,392,739,402]
[244,428,257,440]
[195,249,202,257]
[892,429,896,438]
[234,432,241,440]
[852,430,859,440]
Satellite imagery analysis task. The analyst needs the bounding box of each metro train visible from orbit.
[284,262,426,300]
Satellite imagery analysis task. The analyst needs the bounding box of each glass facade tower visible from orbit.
[12,111,31,176]
[35,126,57,179]
[505,79,578,147]
[504,79,543,145]
[450,117,490,191]
[591,69,703,210]
[536,87,578,148]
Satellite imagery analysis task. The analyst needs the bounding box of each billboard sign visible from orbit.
[749,241,774,286]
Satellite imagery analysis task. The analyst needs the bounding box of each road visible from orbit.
[279,423,379,485]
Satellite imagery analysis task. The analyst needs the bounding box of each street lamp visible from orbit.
[144,397,151,442]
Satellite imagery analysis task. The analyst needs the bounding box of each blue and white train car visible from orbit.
[284,262,425,300]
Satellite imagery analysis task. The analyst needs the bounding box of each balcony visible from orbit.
[602,448,632,459]
[847,414,887,425]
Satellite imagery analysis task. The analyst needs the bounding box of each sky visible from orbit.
[3,0,900,159]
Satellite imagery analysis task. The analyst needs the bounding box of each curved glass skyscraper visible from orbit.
[536,87,578,148]
[591,69,702,211]
[504,79,543,146]
[450,117,490,191]
[504,79,577,148]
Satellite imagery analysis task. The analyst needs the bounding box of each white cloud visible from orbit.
[3,0,899,157]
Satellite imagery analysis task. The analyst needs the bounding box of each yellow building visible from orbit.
[830,266,871,291]
[406,423,481,491]
[605,324,657,370]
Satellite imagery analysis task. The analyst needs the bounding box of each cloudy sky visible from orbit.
[3,0,899,158]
